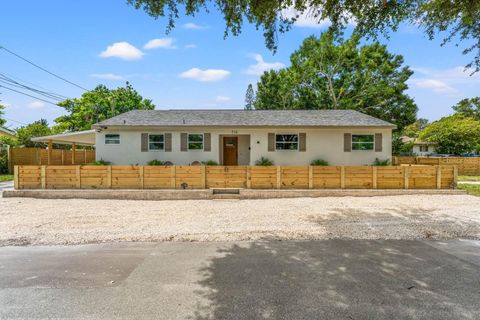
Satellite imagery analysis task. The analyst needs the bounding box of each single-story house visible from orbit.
[32,109,396,166]
[0,126,15,139]
[402,136,437,156]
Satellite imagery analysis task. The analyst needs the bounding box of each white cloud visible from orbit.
[144,38,176,50]
[183,22,206,30]
[179,68,231,82]
[28,101,46,109]
[99,42,144,60]
[280,7,355,29]
[185,44,197,49]
[411,79,457,94]
[244,54,285,76]
[90,73,125,81]
[215,95,231,102]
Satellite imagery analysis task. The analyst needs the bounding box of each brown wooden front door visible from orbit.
[223,137,238,165]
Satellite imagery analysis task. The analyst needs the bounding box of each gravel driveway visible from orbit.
[1,195,480,246]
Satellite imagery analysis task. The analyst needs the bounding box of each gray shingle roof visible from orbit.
[93,109,396,128]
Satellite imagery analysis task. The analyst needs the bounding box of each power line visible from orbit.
[2,116,28,126]
[0,76,66,101]
[0,72,70,100]
[0,84,59,106]
[0,45,88,91]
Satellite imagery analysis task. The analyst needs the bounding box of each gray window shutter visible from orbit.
[268,133,275,152]
[165,133,172,152]
[344,133,351,152]
[375,133,383,152]
[299,133,306,152]
[204,133,211,151]
[181,133,188,152]
[141,133,148,152]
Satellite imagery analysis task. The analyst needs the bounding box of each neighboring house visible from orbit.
[88,109,395,166]
[402,136,437,156]
[0,127,15,140]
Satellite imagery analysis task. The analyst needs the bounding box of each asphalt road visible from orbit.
[0,240,479,319]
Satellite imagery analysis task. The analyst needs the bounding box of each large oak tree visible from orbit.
[254,32,417,130]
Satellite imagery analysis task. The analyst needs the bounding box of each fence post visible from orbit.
[246,166,251,189]
[340,166,345,189]
[201,165,206,189]
[41,165,46,189]
[47,140,52,165]
[436,165,442,189]
[106,166,112,189]
[72,143,76,165]
[453,166,458,189]
[76,165,81,188]
[7,145,12,174]
[404,166,409,189]
[171,166,176,189]
[276,166,281,189]
[139,166,144,189]
[308,166,313,189]
[372,166,377,189]
[14,165,19,189]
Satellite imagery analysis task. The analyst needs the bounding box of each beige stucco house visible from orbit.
[0,127,15,139]
[86,109,395,166]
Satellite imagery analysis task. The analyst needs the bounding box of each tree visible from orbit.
[0,101,6,127]
[403,118,429,138]
[419,114,480,154]
[244,84,255,110]
[54,82,155,132]
[16,119,52,148]
[452,97,480,120]
[128,0,480,72]
[254,33,417,130]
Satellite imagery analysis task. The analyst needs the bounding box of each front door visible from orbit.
[223,137,238,165]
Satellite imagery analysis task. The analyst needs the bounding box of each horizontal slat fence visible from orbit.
[393,156,480,175]
[14,165,457,190]
[10,148,96,170]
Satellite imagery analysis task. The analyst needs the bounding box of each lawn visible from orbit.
[0,175,13,182]
[458,175,480,181]
[458,184,480,197]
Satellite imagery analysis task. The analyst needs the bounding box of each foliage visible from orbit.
[452,97,480,120]
[457,184,480,197]
[89,159,111,166]
[54,82,155,132]
[0,135,17,147]
[255,157,274,166]
[458,175,480,182]
[310,159,329,166]
[0,174,13,182]
[15,119,52,148]
[127,0,480,72]
[201,160,219,166]
[0,151,8,174]
[373,158,390,166]
[254,33,417,130]
[419,114,480,154]
[403,118,429,138]
[244,84,255,110]
[0,102,6,127]
[147,159,166,166]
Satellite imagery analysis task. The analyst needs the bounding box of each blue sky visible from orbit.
[1,0,479,129]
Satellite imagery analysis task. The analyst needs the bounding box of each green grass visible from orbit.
[458,184,480,196]
[0,175,13,182]
[458,175,480,181]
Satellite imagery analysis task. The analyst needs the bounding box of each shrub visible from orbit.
[147,159,165,166]
[0,151,8,174]
[201,160,219,166]
[373,158,390,166]
[255,157,274,166]
[89,159,111,166]
[310,159,329,166]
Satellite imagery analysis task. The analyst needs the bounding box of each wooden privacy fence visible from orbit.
[15,165,457,190]
[393,156,480,175]
[9,148,96,172]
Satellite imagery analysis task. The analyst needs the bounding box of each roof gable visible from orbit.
[93,109,396,128]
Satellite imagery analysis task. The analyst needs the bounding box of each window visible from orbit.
[105,134,120,145]
[188,134,203,150]
[352,134,374,151]
[149,134,164,151]
[419,145,429,152]
[275,134,298,150]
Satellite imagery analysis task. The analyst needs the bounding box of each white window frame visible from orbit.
[148,133,165,151]
[105,134,120,145]
[275,133,299,151]
[351,134,374,151]
[419,145,429,152]
[188,133,204,151]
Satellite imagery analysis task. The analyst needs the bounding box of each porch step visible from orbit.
[211,188,241,199]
